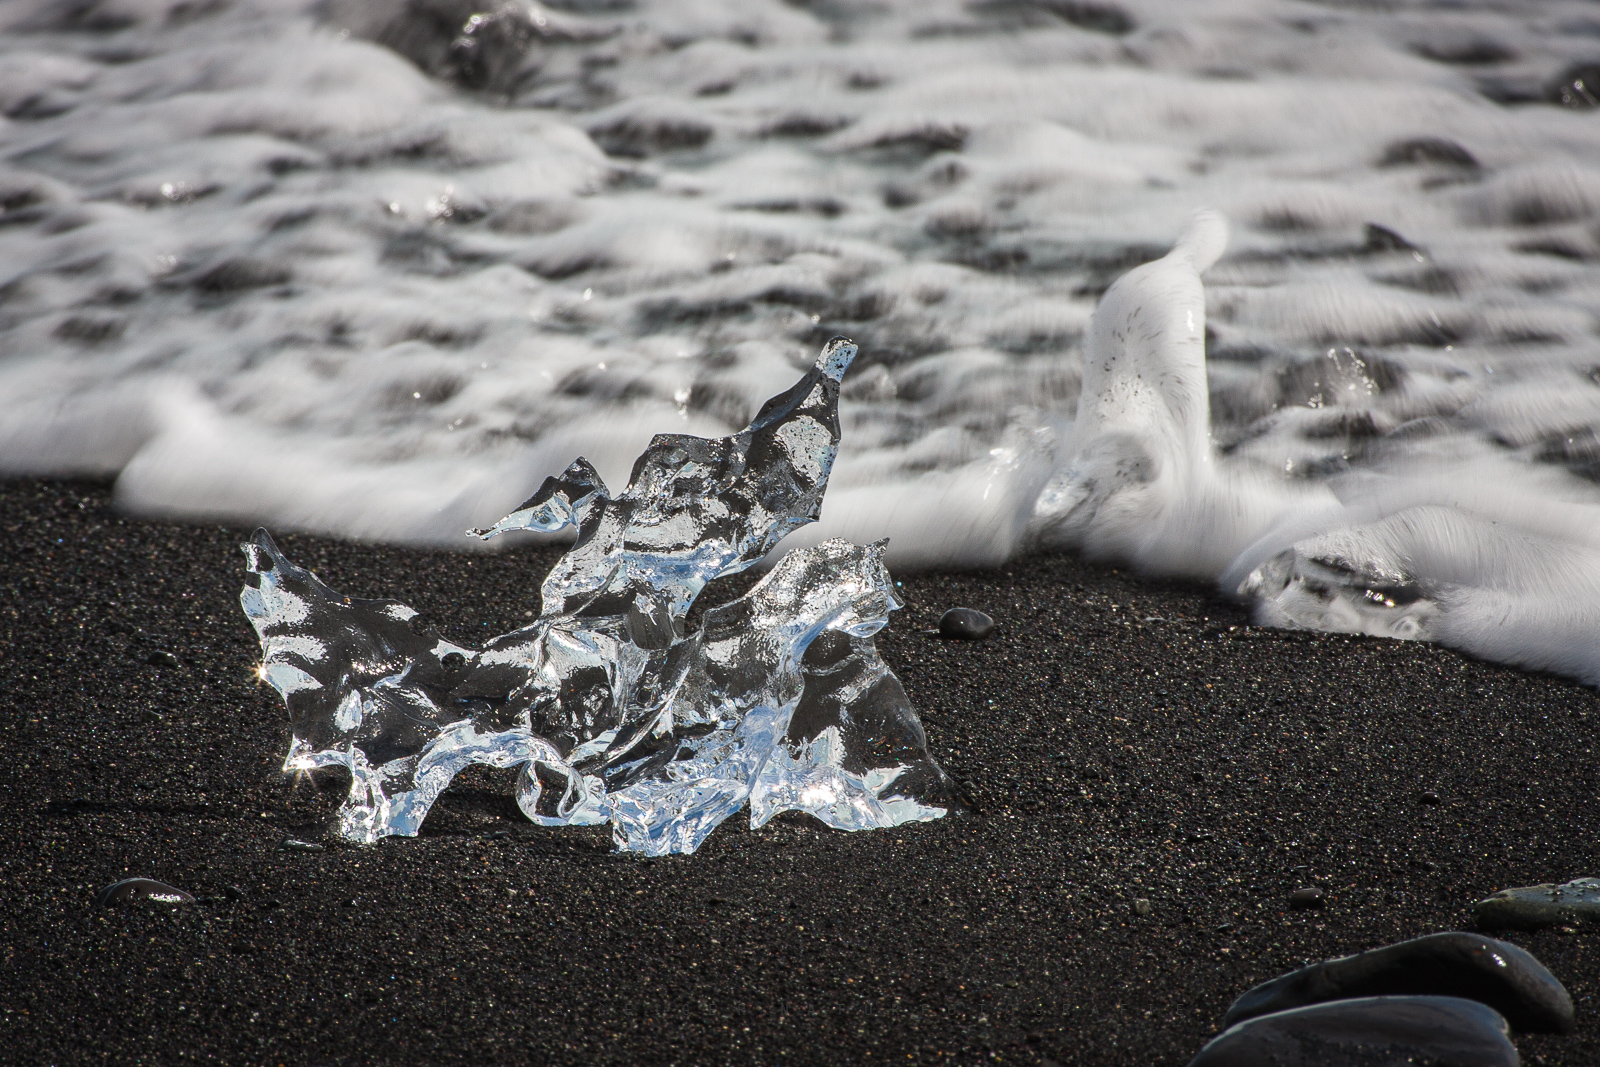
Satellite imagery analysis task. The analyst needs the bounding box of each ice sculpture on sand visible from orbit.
[240,338,961,854]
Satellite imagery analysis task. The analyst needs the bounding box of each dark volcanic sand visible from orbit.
[2,479,1596,1066]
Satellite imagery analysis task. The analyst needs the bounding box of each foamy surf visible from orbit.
[5,0,1600,683]
[1045,209,1600,687]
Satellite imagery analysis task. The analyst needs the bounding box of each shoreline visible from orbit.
[2,478,1595,1065]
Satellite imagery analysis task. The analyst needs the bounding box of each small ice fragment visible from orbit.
[241,339,961,853]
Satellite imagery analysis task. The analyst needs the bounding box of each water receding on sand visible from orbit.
[6,0,1600,681]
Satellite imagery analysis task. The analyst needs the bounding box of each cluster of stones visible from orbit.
[1188,929,1576,1066]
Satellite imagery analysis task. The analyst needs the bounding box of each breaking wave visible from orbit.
[6,0,1600,682]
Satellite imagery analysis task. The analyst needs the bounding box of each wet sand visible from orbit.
[2,479,1595,1065]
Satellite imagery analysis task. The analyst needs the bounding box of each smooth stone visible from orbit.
[95,877,196,907]
[1379,136,1479,169]
[281,838,326,853]
[1222,931,1573,1034]
[1132,898,1152,917]
[1475,876,1600,931]
[1363,223,1419,254]
[1288,887,1324,910]
[938,607,994,640]
[146,650,181,668]
[1190,996,1517,1067]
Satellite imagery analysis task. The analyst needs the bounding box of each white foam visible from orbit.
[7,0,1600,682]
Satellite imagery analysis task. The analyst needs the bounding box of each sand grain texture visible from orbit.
[1,480,1595,1065]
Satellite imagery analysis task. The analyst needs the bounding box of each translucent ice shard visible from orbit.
[241,338,961,852]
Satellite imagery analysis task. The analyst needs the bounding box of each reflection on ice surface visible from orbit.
[240,339,961,853]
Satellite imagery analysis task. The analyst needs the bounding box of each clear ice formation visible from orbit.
[240,338,962,854]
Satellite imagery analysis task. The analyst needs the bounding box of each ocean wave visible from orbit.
[5,0,1600,682]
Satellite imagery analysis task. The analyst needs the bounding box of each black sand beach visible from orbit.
[2,478,1595,1066]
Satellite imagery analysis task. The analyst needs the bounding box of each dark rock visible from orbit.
[1222,931,1574,1034]
[324,0,611,94]
[1475,876,1600,930]
[189,257,292,293]
[860,122,969,160]
[1363,224,1420,254]
[281,838,326,853]
[1419,789,1442,805]
[1288,887,1324,910]
[979,1,1135,36]
[761,113,852,138]
[938,607,994,640]
[1190,996,1517,1067]
[585,111,713,158]
[95,878,196,907]
[54,313,126,345]
[145,650,180,668]
[1379,137,1479,169]
[1132,898,1152,917]
[1409,38,1516,66]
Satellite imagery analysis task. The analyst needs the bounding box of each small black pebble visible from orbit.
[223,885,246,900]
[1420,790,1442,805]
[146,650,181,668]
[282,838,325,853]
[938,607,994,640]
[442,651,466,672]
[1290,886,1326,910]
[1132,898,1152,917]
[95,877,196,907]
[343,899,358,907]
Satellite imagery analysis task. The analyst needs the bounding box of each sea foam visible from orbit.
[5,0,1600,683]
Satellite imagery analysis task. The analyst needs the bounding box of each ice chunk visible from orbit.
[241,339,960,852]
[751,631,962,833]
[1225,485,1600,686]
